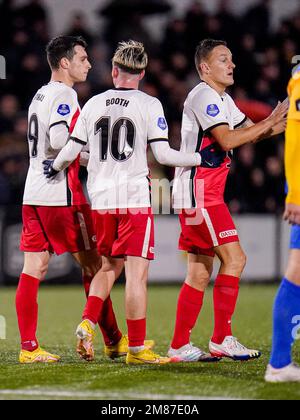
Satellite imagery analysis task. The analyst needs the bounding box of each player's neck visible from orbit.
[114,83,139,90]
[114,78,139,90]
[201,77,226,96]
[50,71,74,88]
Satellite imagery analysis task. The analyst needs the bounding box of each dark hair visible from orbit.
[194,39,227,73]
[46,36,87,70]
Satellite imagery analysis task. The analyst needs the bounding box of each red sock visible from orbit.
[99,296,123,346]
[127,318,146,348]
[16,273,40,351]
[171,283,204,349]
[83,296,104,325]
[212,274,240,344]
[82,275,122,345]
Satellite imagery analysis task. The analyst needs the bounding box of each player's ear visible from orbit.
[60,57,69,70]
[138,70,145,81]
[200,62,210,75]
[112,66,118,79]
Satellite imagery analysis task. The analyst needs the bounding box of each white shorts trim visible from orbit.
[142,217,152,258]
[77,212,91,251]
[201,208,219,247]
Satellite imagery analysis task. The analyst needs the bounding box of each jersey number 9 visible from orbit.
[28,114,39,158]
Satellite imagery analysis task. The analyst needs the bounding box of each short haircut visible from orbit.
[46,36,87,70]
[194,39,227,74]
[112,40,148,75]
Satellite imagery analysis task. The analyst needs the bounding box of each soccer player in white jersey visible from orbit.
[44,40,203,364]
[170,39,288,362]
[17,36,125,364]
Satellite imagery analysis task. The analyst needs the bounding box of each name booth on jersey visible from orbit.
[106,98,130,107]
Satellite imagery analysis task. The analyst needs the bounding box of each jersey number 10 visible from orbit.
[95,117,136,162]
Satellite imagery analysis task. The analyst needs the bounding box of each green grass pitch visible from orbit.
[0,284,300,400]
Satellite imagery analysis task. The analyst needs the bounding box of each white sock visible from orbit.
[129,345,145,354]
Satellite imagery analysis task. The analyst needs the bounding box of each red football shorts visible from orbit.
[178,203,239,257]
[92,208,154,260]
[20,204,96,255]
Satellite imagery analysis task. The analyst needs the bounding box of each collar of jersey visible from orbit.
[200,80,226,100]
[112,87,136,91]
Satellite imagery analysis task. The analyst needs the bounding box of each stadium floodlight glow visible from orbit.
[0,55,6,79]
[0,316,6,340]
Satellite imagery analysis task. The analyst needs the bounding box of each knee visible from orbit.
[23,261,49,281]
[222,251,247,276]
[186,269,211,290]
[102,259,123,275]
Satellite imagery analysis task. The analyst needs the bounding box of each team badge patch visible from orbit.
[157,117,167,130]
[206,104,220,117]
[57,104,71,116]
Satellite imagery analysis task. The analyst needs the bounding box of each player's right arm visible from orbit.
[192,87,288,152]
[210,101,288,151]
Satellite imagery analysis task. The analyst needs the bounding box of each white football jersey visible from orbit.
[71,88,169,209]
[23,81,86,206]
[173,82,246,209]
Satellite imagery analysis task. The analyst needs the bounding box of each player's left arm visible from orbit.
[49,89,79,150]
[260,98,289,140]
[147,98,201,167]
[150,140,201,167]
[234,98,289,140]
[235,117,254,129]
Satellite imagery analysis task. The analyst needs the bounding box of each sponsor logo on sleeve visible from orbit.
[157,117,167,130]
[57,104,71,116]
[206,104,220,117]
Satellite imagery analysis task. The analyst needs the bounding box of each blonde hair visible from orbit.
[112,40,148,74]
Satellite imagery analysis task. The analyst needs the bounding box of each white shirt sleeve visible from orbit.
[79,151,90,167]
[53,106,89,171]
[53,139,83,171]
[192,87,228,131]
[49,123,70,150]
[150,140,201,167]
[147,98,169,141]
[227,95,247,128]
[70,107,89,145]
[49,88,78,130]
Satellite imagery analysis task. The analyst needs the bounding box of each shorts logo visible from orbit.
[219,230,237,239]
[206,104,220,117]
[57,104,71,116]
[157,117,167,130]
[92,235,97,243]
[150,247,155,254]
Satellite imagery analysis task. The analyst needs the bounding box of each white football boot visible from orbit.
[168,343,221,363]
[209,336,261,361]
[265,363,300,383]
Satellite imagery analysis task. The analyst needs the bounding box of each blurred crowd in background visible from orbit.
[0,0,299,213]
